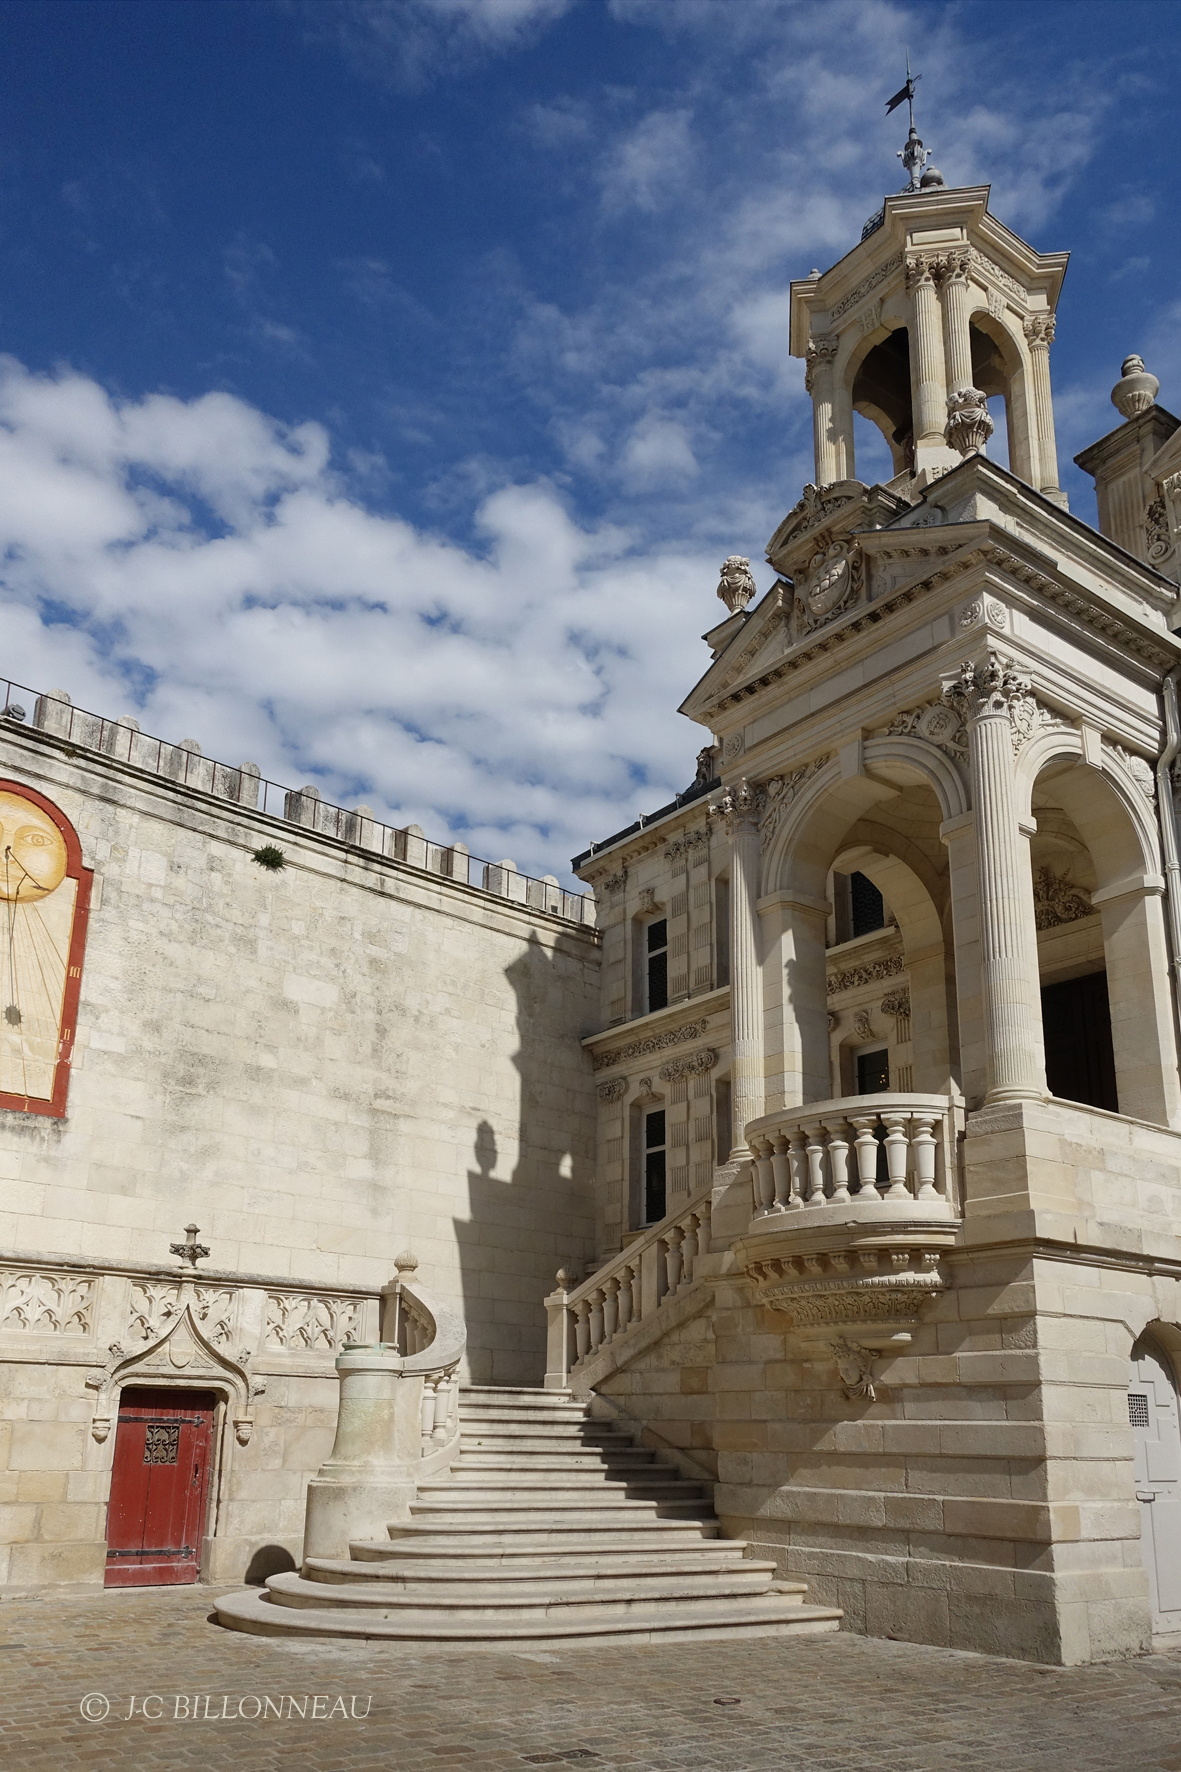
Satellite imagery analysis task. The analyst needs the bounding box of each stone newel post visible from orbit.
[711,778,765,1156]
[944,655,1045,1103]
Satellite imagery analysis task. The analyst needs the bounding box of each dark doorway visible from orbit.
[105,1388,216,1587]
[1041,970,1118,1112]
[857,1047,890,1093]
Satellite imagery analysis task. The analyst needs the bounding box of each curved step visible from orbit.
[216,1586,843,1645]
[268,1569,788,1617]
[303,1553,783,1590]
[349,1535,743,1564]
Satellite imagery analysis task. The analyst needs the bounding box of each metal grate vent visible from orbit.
[144,1423,181,1464]
[1129,1392,1151,1428]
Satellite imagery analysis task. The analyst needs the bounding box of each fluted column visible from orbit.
[710,778,765,1156]
[938,249,994,458]
[805,333,840,486]
[944,656,1045,1102]
[906,254,946,450]
[1024,315,1062,500]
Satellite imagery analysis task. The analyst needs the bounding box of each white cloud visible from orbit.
[599,110,696,215]
[0,356,728,885]
[303,0,576,88]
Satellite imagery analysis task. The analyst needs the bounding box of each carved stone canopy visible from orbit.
[85,1301,261,1445]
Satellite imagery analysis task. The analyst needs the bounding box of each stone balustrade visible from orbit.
[744,1091,963,1227]
[543,1189,713,1389]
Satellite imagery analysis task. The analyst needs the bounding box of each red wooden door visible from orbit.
[104,1388,216,1587]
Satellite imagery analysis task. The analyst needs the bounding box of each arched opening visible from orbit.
[851,326,914,477]
[969,313,1031,483]
[1027,750,1179,1126]
[762,756,960,1112]
[1129,1333,1181,1632]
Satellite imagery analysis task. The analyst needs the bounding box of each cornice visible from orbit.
[581,986,729,1063]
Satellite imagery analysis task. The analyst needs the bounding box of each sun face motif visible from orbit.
[0,793,69,901]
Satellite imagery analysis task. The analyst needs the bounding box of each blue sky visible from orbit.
[0,0,1176,885]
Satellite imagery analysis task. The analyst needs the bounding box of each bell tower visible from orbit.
[789,114,1069,504]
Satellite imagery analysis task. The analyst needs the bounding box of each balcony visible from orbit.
[734,1093,963,1358]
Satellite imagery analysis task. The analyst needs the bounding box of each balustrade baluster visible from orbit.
[788,1129,808,1206]
[575,1298,591,1361]
[882,1110,911,1198]
[680,1217,698,1288]
[827,1117,852,1203]
[910,1112,940,1199]
[616,1265,634,1333]
[602,1275,619,1344]
[665,1226,684,1293]
[850,1115,883,1201]
[771,1134,792,1210]
[630,1262,643,1325]
[421,1377,436,1440]
[698,1199,712,1254]
[432,1376,450,1442]
[754,1137,776,1215]
[804,1122,827,1205]
[588,1287,605,1352]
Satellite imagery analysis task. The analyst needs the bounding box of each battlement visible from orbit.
[0,674,595,929]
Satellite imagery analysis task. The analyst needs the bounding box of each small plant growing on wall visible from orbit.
[251,845,286,871]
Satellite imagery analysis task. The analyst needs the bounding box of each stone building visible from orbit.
[0,702,599,1588]
[549,166,1181,1665]
[11,120,1181,1671]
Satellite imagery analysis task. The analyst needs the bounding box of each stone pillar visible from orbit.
[710,779,765,1156]
[302,1345,421,1562]
[944,655,1046,1103]
[938,248,995,459]
[1093,878,1181,1127]
[805,333,840,486]
[906,254,947,451]
[1024,315,1064,502]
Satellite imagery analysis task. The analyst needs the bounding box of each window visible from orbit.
[850,871,885,938]
[644,1108,667,1224]
[646,918,668,1013]
[1041,971,1118,1112]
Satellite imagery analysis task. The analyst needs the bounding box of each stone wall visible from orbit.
[0,721,600,1584]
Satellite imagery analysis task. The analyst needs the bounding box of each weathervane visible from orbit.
[886,52,928,191]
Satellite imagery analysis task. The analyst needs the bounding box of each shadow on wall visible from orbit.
[453,930,597,1388]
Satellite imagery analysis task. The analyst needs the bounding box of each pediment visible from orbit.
[1148,417,1181,486]
[679,583,792,722]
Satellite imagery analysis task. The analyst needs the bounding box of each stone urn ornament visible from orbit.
[716,555,756,613]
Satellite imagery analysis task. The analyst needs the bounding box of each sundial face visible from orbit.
[0,792,68,901]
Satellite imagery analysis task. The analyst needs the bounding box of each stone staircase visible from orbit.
[215,1387,842,1645]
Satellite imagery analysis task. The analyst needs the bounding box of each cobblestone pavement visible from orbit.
[2,1585,1181,1772]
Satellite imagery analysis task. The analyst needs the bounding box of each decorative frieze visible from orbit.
[1105,740,1156,801]
[592,1017,710,1072]
[882,700,968,765]
[658,1047,717,1083]
[744,1247,948,1331]
[664,828,709,862]
[1,1270,94,1336]
[828,253,903,323]
[826,952,904,996]
[759,756,832,851]
[264,1293,362,1353]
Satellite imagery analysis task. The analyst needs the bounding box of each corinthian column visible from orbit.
[943,656,1045,1103]
[710,778,765,1156]
[1024,314,1063,501]
[805,333,841,486]
[939,248,994,458]
[906,254,946,450]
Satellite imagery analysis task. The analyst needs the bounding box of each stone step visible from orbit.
[406,1499,713,1523]
[212,1384,839,1649]
[376,1522,722,1552]
[303,1552,777,1588]
[216,1587,844,1645]
[426,1474,704,1496]
[349,1536,745,1565]
[459,1385,571,1401]
[264,1569,796,1620]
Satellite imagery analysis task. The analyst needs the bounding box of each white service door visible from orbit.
[1129,1342,1181,1632]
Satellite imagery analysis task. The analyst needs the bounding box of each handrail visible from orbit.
[544,1184,713,1388]
[0,676,595,927]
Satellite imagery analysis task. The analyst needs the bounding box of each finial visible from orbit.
[716,556,756,613]
[170,1223,210,1267]
[1112,354,1159,419]
[886,53,928,191]
[394,1250,419,1273]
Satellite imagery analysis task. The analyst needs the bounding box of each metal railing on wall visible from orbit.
[0,678,595,928]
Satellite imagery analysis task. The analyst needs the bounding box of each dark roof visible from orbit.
[571,774,719,873]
